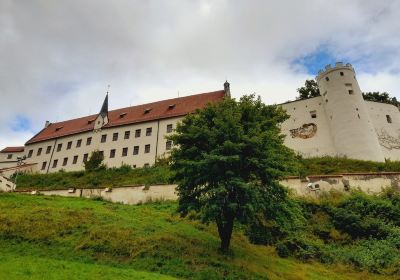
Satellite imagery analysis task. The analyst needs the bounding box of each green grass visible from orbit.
[14,165,172,190]
[12,157,400,191]
[298,156,400,176]
[0,193,395,280]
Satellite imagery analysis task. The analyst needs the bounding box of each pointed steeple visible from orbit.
[99,93,108,118]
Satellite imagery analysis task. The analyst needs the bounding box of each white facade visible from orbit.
[280,62,400,161]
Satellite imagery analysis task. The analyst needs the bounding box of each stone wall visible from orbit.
[281,172,400,197]
[18,184,178,205]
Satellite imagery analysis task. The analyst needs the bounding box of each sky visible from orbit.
[1,0,400,148]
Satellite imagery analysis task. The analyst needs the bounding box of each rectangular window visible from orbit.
[144,163,150,168]
[99,151,104,158]
[135,129,141,138]
[101,134,107,143]
[133,146,139,155]
[145,144,150,153]
[166,140,172,151]
[146,127,152,136]
[340,72,344,76]
[166,124,173,133]
[46,146,52,154]
[41,162,47,170]
[110,149,116,158]
[112,132,118,141]
[310,110,317,119]
[76,139,82,148]
[122,147,128,157]
[86,137,92,146]
[37,148,42,156]
[83,153,88,162]
[73,155,78,164]
[7,154,12,159]
[67,141,72,150]
[387,115,392,123]
[52,159,58,168]
[28,149,33,158]
[62,157,68,166]
[57,143,62,152]
[124,131,130,139]
[348,90,354,95]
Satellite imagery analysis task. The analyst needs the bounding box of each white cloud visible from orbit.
[0,0,399,148]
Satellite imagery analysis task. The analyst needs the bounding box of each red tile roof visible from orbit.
[0,146,25,153]
[26,90,226,145]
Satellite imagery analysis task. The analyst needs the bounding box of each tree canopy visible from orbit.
[296,79,320,100]
[168,95,298,252]
[362,92,399,107]
[84,150,105,171]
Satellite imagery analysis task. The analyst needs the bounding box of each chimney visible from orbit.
[45,121,50,128]
[224,80,231,97]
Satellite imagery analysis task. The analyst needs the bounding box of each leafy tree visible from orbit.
[168,95,298,252]
[84,150,105,171]
[362,92,399,107]
[297,80,320,100]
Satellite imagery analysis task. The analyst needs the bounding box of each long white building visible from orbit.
[1,63,400,176]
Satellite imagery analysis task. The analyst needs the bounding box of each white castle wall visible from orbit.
[281,97,336,157]
[281,62,400,162]
[316,63,384,162]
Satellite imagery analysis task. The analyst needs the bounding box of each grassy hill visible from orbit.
[11,157,400,191]
[0,193,396,280]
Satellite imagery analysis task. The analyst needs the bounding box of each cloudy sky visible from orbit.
[1,0,400,148]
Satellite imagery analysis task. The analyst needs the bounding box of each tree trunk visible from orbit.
[216,213,234,253]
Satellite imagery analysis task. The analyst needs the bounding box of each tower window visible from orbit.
[325,99,328,103]
[348,90,354,95]
[386,115,392,123]
[340,72,344,76]
[358,114,360,119]
[325,77,329,81]
[310,110,317,119]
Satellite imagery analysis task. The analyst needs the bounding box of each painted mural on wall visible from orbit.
[377,129,400,150]
[290,123,317,139]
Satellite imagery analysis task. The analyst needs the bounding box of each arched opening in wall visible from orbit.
[358,114,360,119]
[386,115,392,123]
[325,77,329,81]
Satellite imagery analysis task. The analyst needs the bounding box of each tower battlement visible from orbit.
[316,62,354,81]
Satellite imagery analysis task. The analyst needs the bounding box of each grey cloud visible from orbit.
[0,0,399,148]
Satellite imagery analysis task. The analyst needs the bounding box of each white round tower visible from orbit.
[316,62,385,162]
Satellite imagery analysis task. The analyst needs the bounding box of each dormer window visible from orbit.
[119,112,127,118]
[55,126,63,131]
[168,104,176,109]
[144,108,152,114]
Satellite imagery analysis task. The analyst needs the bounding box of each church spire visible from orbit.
[99,93,108,118]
